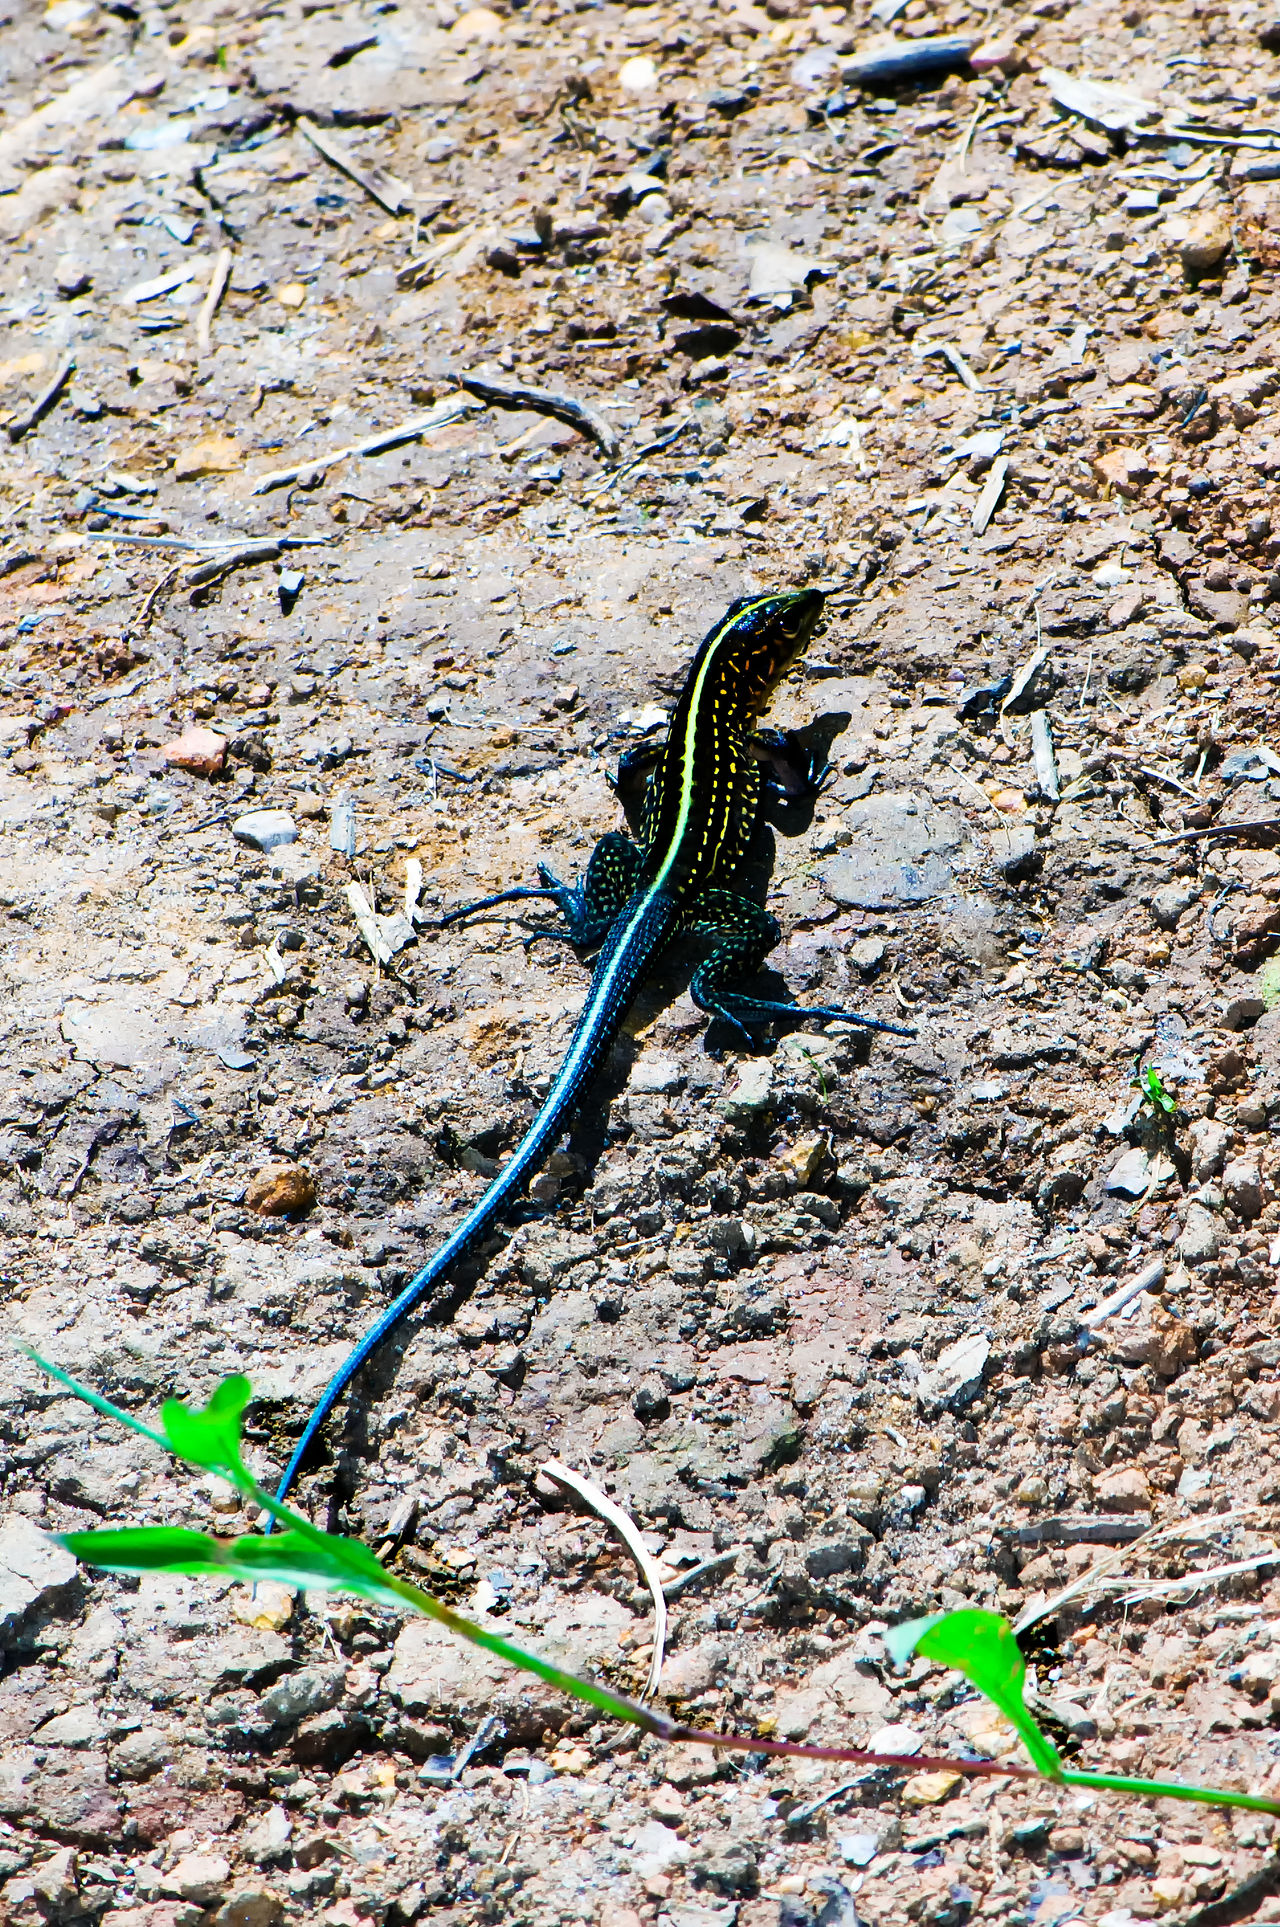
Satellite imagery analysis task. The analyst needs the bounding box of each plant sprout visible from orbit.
[27,1356,1280,1820]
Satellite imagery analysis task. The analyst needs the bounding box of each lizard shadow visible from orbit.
[324,709,852,1502]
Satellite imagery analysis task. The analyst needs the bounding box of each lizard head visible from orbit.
[722,587,827,709]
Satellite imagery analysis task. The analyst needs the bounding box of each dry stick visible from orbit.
[6,354,74,443]
[184,539,286,590]
[249,402,474,495]
[196,247,232,356]
[971,455,1009,535]
[1082,1256,1165,1331]
[542,1459,668,1699]
[139,562,183,627]
[296,114,415,215]
[1156,815,1280,845]
[458,373,621,461]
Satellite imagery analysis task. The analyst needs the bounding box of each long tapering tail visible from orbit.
[271,888,678,1516]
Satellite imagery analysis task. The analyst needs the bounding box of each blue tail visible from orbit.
[270,888,678,1517]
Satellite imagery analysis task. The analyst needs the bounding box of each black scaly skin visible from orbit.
[272,589,915,1514]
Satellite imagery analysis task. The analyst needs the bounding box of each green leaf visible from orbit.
[161,1376,252,1484]
[885,1609,1062,1778]
[59,1527,231,1576]
[227,1532,413,1609]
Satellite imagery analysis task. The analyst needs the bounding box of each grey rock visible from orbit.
[1178,1202,1221,1264]
[991,823,1041,883]
[0,1515,77,1650]
[1189,1117,1233,1182]
[1151,881,1200,929]
[1222,1154,1264,1220]
[1188,582,1246,630]
[804,1532,872,1579]
[231,808,298,853]
[717,1056,774,1123]
[916,1332,990,1413]
[329,793,357,858]
[989,1026,1076,1068]
[820,790,974,910]
[848,936,886,976]
[885,1483,929,1526]
[260,1665,346,1727]
[1220,745,1280,782]
[209,1886,283,1927]
[33,1847,79,1912]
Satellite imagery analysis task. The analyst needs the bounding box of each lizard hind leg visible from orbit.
[575,831,645,935]
[435,832,644,949]
[685,887,916,1045]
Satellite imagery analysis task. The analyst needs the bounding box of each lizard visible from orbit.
[273,586,915,1513]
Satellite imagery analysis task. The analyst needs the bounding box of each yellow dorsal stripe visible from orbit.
[651,596,779,892]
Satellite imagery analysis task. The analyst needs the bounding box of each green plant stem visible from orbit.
[27,1353,1280,1821]
[31,1352,171,1455]
[1061,1770,1280,1817]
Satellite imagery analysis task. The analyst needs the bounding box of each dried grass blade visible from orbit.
[541,1458,668,1698]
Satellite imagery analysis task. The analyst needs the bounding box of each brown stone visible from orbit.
[1145,1300,1199,1377]
[210,1891,283,1927]
[1095,1466,1151,1513]
[173,433,242,480]
[1180,208,1233,276]
[1093,446,1152,498]
[1188,581,1247,630]
[245,1164,317,1218]
[162,726,227,777]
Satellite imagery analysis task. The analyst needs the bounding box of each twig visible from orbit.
[1138,764,1198,799]
[196,247,232,357]
[1081,1257,1165,1331]
[959,102,984,166]
[296,115,415,215]
[459,374,620,461]
[971,455,1009,534]
[6,354,74,443]
[912,337,983,392]
[541,1458,668,1699]
[1015,1515,1152,1549]
[451,1713,503,1779]
[140,562,182,626]
[62,1119,124,1201]
[1014,1508,1262,1636]
[662,1548,741,1601]
[403,857,424,925]
[249,402,473,495]
[1119,1549,1280,1605]
[1031,710,1060,802]
[396,222,478,289]
[1156,815,1280,845]
[80,531,209,552]
[585,422,690,498]
[185,540,290,590]
[1000,641,1049,733]
[181,534,332,589]
[784,1775,873,1826]
[347,881,393,966]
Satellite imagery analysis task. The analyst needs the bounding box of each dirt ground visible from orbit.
[11,0,1280,1922]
